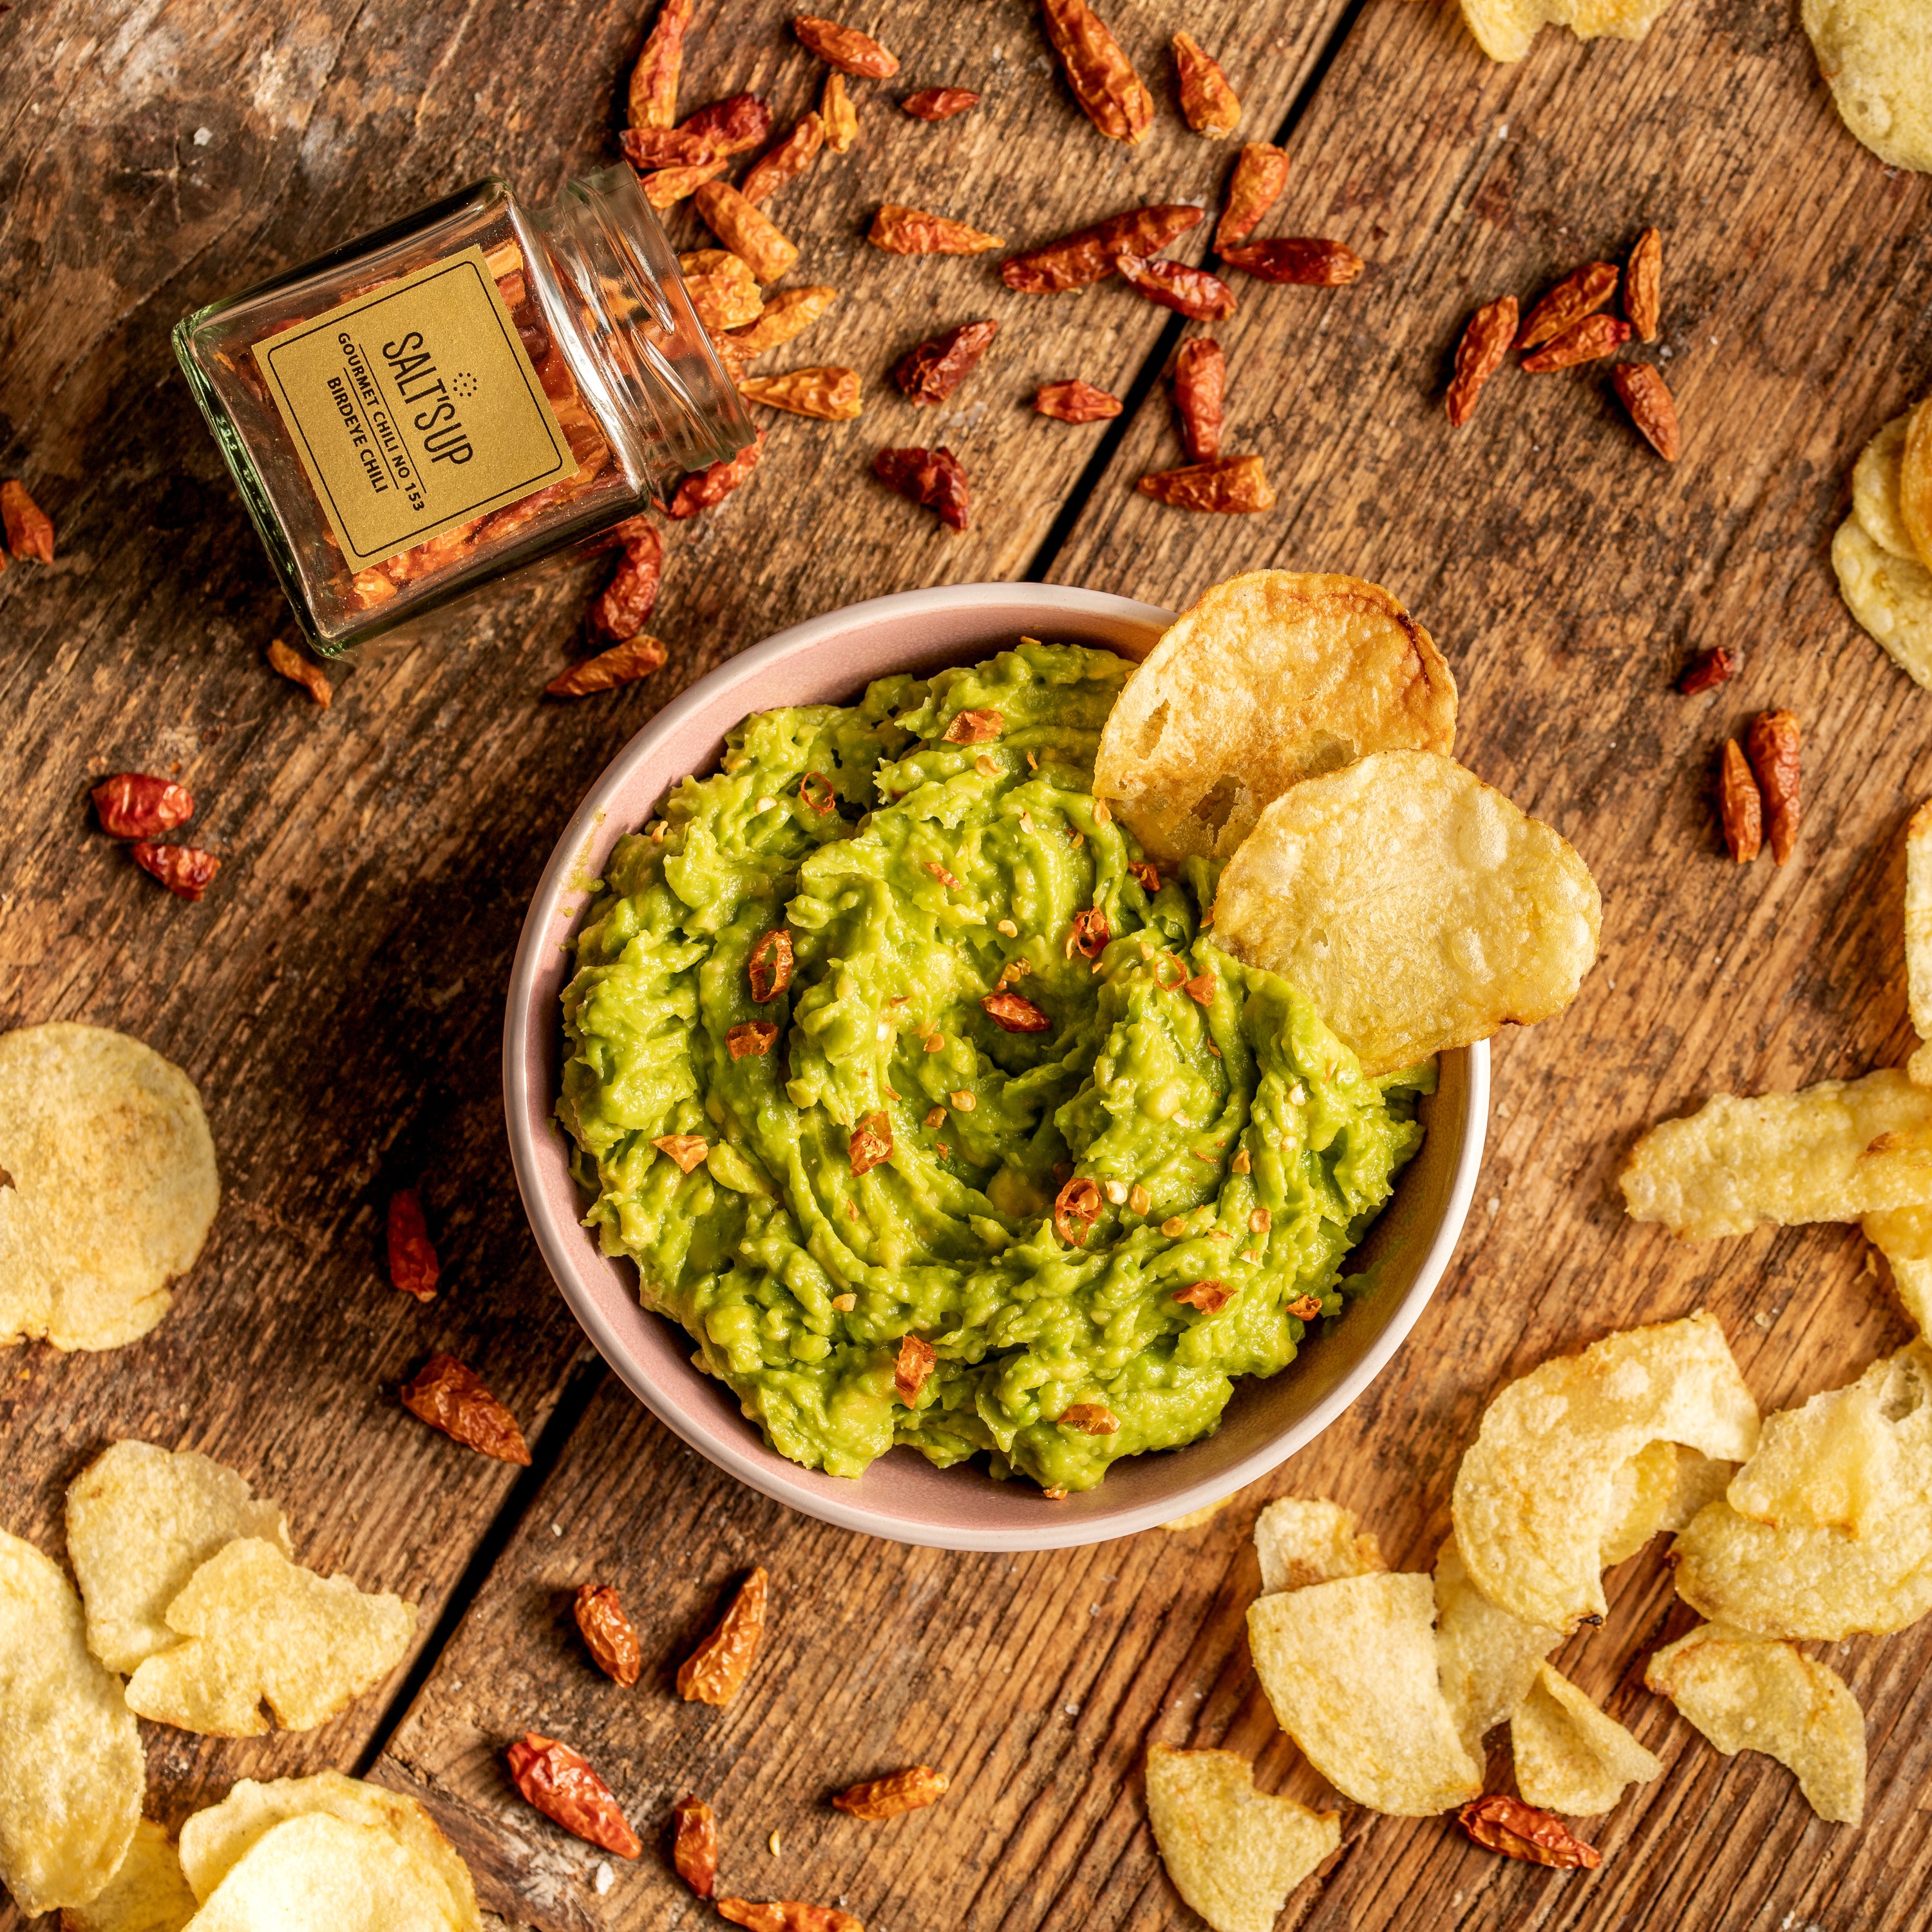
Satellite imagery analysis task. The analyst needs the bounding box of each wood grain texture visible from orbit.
[6,0,1932,1926]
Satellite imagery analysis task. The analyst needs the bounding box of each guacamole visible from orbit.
[558,642,1430,1492]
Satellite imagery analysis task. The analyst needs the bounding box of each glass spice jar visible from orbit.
[174,166,752,656]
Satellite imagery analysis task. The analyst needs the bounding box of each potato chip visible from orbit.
[1852,415,1919,561]
[1645,1624,1866,1824]
[60,1821,196,1932]
[1247,1572,1482,1814]
[1726,1381,1899,1537]
[1903,399,1932,564]
[1866,1205,1932,1336]
[178,1814,460,1932]
[1620,1068,1932,1238]
[0,1530,143,1915]
[1450,1313,1759,1633]
[1092,572,1456,866]
[0,1024,218,1351]
[1832,515,1932,691]
[1432,1536,1559,1763]
[68,1442,291,1674]
[1459,0,1678,63]
[178,1776,477,1931]
[124,1539,414,1736]
[1906,800,1932,1041]
[1598,1439,1681,1566]
[1510,1664,1662,1816]
[1252,1497,1384,1594]
[1802,0,1932,175]
[1672,1343,1932,1638]
[1216,751,1600,1077]
[1144,1745,1338,1932]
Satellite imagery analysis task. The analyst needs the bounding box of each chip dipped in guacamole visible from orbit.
[557,642,1430,1493]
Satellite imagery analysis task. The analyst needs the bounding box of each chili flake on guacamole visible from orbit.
[558,643,1430,1492]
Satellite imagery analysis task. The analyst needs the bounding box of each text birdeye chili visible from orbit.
[251,246,571,571]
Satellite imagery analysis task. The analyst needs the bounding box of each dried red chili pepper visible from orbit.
[750,929,795,1001]
[849,1110,894,1175]
[819,71,858,151]
[1041,0,1153,144]
[574,1583,643,1687]
[727,1021,779,1060]
[1520,314,1631,372]
[1116,254,1236,320]
[895,1333,936,1405]
[677,1566,768,1705]
[401,1354,531,1464]
[798,772,838,817]
[902,86,978,120]
[1446,296,1518,428]
[833,1765,951,1817]
[544,636,667,698]
[1172,32,1239,137]
[1746,708,1801,865]
[1054,1175,1104,1247]
[732,289,838,361]
[1069,908,1110,958]
[1612,362,1681,461]
[1679,647,1735,695]
[695,182,799,283]
[717,1903,860,1932]
[739,368,865,420]
[1625,227,1663,343]
[741,115,826,205]
[588,527,662,642]
[621,92,772,168]
[506,1734,641,1858]
[1002,204,1203,293]
[1458,1795,1601,1870]
[1035,380,1122,422]
[668,431,768,520]
[981,990,1051,1032]
[892,319,999,404]
[869,204,1005,255]
[93,773,193,839]
[1219,238,1363,285]
[131,843,220,901]
[1182,971,1217,1007]
[1173,1278,1231,1313]
[793,14,900,76]
[1137,455,1274,513]
[943,709,1003,743]
[1718,739,1763,863]
[628,0,694,128]
[1214,143,1288,252]
[267,638,332,706]
[873,447,970,532]
[641,158,730,209]
[1,481,55,563]
[1129,859,1160,893]
[672,1794,718,1898]
[1171,339,1226,462]
[386,1188,439,1302]
[1519,261,1620,349]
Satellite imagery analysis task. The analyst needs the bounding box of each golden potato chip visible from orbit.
[1216,751,1600,1077]
[124,1539,414,1736]
[178,1776,477,1931]
[1832,515,1932,691]
[1905,799,1932,1040]
[1726,1381,1899,1537]
[1802,0,1932,175]
[1672,1343,1932,1638]
[1459,0,1678,63]
[1645,1625,1866,1824]
[1852,415,1919,561]
[1252,1497,1385,1594]
[1904,399,1932,567]
[1598,1439,1681,1566]
[1656,1446,1739,1534]
[60,1821,195,1932]
[67,1442,291,1674]
[0,1024,218,1351]
[1432,1536,1559,1763]
[1450,1312,1759,1633]
[1621,1068,1932,1238]
[1144,1745,1338,1932]
[177,1813,461,1932]
[1510,1663,1663,1816]
[1093,571,1455,866]
[1247,1572,1482,1815]
[0,1530,143,1916]
[1866,1205,1932,1336]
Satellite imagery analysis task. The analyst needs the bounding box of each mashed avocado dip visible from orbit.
[558,642,1430,1493]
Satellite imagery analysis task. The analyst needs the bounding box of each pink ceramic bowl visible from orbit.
[504,583,1488,1549]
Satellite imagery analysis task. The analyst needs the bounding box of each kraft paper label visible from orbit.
[252,246,570,571]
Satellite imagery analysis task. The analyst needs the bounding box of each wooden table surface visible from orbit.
[5,0,1931,1926]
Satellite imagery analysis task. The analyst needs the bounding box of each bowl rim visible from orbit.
[504,581,1488,1549]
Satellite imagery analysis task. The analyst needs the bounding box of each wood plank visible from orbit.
[370,5,1932,1932]
[0,0,1353,1918]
